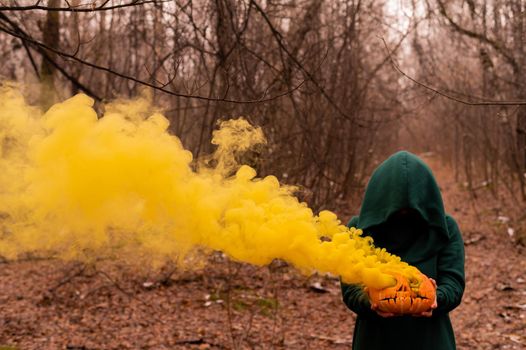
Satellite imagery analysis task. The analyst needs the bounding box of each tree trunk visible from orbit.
[39,0,60,110]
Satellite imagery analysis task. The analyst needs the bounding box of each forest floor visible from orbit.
[1,154,525,350]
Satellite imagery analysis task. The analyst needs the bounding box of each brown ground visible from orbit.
[1,156,525,350]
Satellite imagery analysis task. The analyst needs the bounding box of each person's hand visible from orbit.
[413,278,437,317]
[364,286,396,317]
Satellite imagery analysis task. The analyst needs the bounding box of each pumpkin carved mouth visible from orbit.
[367,272,436,315]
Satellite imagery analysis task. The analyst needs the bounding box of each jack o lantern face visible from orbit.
[367,272,436,315]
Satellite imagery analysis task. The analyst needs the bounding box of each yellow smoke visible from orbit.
[0,86,421,289]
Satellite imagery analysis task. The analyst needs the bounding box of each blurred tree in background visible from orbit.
[1,0,526,217]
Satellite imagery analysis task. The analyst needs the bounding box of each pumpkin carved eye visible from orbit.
[367,272,436,315]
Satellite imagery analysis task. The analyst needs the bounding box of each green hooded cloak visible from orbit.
[341,151,465,350]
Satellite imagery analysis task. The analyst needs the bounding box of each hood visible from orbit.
[355,151,450,261]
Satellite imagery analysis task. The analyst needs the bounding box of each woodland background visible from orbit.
[0,1,525,349]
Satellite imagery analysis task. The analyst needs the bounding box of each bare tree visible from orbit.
[0,0,411,212]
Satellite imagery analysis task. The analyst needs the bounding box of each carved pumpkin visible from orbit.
[367,272,436,315]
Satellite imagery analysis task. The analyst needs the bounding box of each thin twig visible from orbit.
[251,0,367,127]
[0,13,101,100]
[96,269,152,307]
[47,262,87,295]
[0,15,306,104]
[380,37,526,106]
[0,1,160,12]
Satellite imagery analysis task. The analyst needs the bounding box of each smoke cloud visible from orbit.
[0,85,421,289]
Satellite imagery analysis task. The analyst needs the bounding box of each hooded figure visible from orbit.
[341,151,465,350]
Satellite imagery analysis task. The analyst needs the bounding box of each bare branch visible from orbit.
[0,0,161,12]
[436,0,519,74]
[0,13,306,104]
[250,0,366,127]
[0,12,100,100]
[381,37,526,106]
